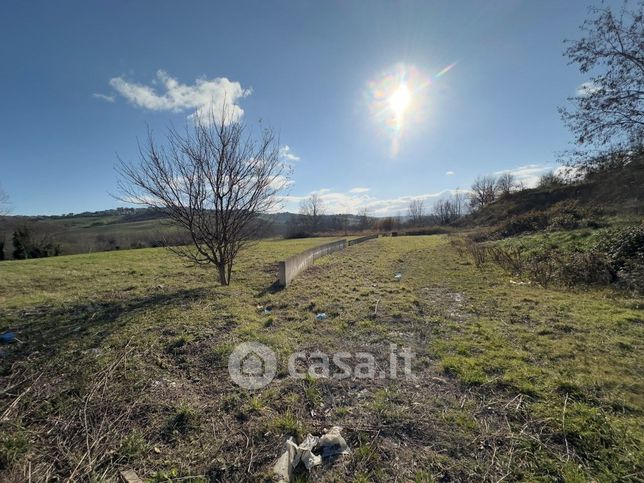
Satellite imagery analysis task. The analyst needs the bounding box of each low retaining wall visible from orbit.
[347,234,379,246]
[278,239,347,287]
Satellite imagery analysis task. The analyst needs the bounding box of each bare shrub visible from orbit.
[464,239,489,268]
[488,245,525,274]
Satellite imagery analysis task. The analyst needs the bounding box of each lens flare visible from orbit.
[366,62,456,157]
[389,83,412,120]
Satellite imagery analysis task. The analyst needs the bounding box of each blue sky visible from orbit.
[0,0,613,216]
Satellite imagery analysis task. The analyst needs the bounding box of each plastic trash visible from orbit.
[273,436,297,482]
[0,332,16,344]
[271,427,349,481]
[315,313,327,321]
[294,434,321,470]
[394,272,402,281]
[318,426,350,458]
[263,307,273,314]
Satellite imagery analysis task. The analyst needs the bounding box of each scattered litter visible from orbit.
[120,469,143,483]
[394,272,402,281]
[509,279,528,285]
[273,436,297,482]
[0,332,16,344]
[153,446,162,454]
[263,307,273,314]
[296,434,322,470]
[315,313,327,321]
[272,426,350,482]
[318,426,350,459]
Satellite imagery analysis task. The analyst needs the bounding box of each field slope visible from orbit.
[1,236,642,481]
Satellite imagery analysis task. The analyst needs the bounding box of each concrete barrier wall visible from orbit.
[278,239,347,287]
[347,234,379,246]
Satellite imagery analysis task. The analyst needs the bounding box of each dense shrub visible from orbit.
[594,224,644,272]
[498,212,549,237]
[495,201,601,238]
[593,224,644,292]
[457,224,642,292]
[284,231,314,239]
[12,227,60,259]
[556,249,614,287]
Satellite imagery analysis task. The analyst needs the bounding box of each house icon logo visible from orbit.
[228,342,277,389]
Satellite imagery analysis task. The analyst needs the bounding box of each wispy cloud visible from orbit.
[93,93,115,102]
[445,171,455,176]
[108,70,251,124]
[279,145,300,162]
[349,187,369,193]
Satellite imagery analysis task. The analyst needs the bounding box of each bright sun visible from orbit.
[389,83,412,119]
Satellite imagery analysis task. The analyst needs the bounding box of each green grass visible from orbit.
[0,235,642,481]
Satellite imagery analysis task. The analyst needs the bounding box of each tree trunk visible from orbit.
[217,263,228,286]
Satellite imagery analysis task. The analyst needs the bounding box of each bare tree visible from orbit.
[117,109,288,286]
[299,193,325,232]
[560,1,644,166]
[358,207,371,231]
[538,171,564,188]
[407,199,425,226]
[433,198,461,225]
[469,175,498,210]
[496,172,518,196]
[453,188,466,217]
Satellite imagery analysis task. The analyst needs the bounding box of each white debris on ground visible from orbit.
[272,426,350,482]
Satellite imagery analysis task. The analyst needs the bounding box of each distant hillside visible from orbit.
[0,208,369,259]
[462,155,644,231]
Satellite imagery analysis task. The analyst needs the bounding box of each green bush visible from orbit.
[499,212,549,237]
[12,226,60,259]
[593,224,644,292]
[593,224,644,272]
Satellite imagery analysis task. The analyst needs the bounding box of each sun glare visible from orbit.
[367,62,455,157]
[389,83,412,119]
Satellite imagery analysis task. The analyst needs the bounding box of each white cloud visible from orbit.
[349,187,369,193]
[279,145,300,162]
[494,164,551,188]
[576,81,600,97]
[445,171,455,176]
[277,188,461,216]
[93,93,115,102]
[554,165,584,182]
[108,70,251,124]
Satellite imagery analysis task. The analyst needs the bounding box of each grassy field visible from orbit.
[1,236,642,481]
